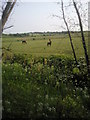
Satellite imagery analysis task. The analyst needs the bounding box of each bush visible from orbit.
[2,54,90,119]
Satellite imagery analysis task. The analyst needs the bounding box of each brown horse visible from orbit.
[47,39,52,46]
[22,40,27,44]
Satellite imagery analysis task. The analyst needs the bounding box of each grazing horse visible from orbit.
[22,40,27,44]
[47,39,52,46]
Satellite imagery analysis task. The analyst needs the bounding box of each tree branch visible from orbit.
[3,25,13,30]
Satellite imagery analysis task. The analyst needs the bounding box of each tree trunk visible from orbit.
[0,0,17,60]
[61,0,78,65]
[73,0,89,73]
[0,0,17,33]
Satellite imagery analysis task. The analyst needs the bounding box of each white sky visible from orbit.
[7,0,90,2]
[3,0,89,34]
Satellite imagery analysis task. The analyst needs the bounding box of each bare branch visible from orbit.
[3,25,13,30]
[52,14,63,19]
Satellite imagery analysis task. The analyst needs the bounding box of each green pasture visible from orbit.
[2,32,88,58]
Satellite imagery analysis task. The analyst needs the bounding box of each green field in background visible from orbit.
[2,32,88,58]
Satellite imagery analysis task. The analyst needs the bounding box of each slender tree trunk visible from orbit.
[0,0,17,33]
[2,2,12,31]
[0,0,17,60]
[73,0,89,73]
[61,0,78,65]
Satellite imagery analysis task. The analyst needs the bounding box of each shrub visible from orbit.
[2,54,90,119]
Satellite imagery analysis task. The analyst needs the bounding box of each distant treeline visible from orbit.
[2,31,88,37]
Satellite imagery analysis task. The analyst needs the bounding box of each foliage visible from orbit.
[2,54,90,119]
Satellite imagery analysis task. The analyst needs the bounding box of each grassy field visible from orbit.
[2,32,88,58]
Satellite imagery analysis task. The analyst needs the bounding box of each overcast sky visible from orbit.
[3,0,89,34]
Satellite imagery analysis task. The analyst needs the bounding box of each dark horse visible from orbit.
[22,40,27,44]
[47,39,52,46]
